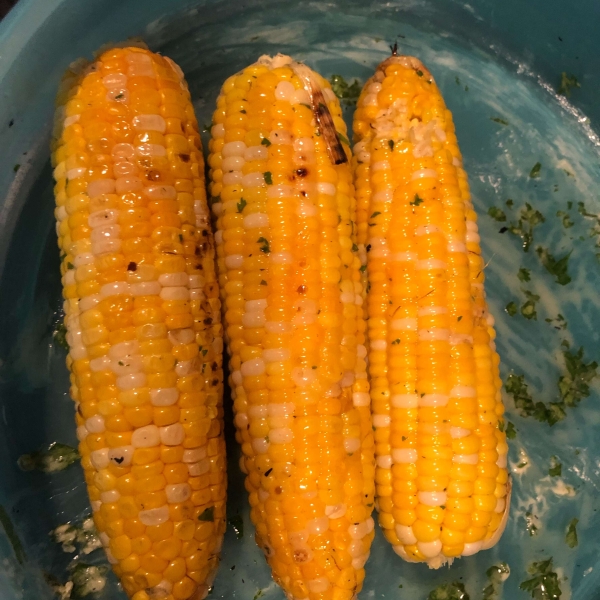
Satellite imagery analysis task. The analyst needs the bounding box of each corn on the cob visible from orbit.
[209,54,375,600]
[51,46,226,600]
[352,52,510,568]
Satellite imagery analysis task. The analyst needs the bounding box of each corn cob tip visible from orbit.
[375,54,435,86]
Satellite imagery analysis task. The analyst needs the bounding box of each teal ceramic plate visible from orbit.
[1,1,599,599]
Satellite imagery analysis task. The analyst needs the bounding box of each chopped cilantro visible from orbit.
[521,290,540,320]
[239,109,246,114]
[351,243,358,252]
[505,374,564,426]
[228,514,244,539]
[536,247,572,285]
[388,139,394,151]
[490,117,509,126]
[329,74,362,107]
[507,203,545,252]
[556,210,574,228]
[455,76,461,85]
[391,339,401,345]
[261,137,271,147]
[558,346,598,408]
[257,237,270,253]
[519,558,562,599]
[545,314,567,330]
[530,162,542,178]
[13,164,20,173]
[505,301,518,316]
[427,581,470,600]
[416,69,424,77]
[505,422,516,439]
[482,563,510,600]
[371,212,381,218]
[488,206,506,222]
[517,267,531,282]
[263,171,272,185]
[548,456,562,477]
[337,131,350,146]
[67,262,74,270]
[557,72,580,97]
[565,518,578,548]
[198,507,214,522]
[252,590,265,600]
[236,198,247,213]
[410,194,424,207]
[260,280,267,285]
[506,199,514,207]
[524,512,539,536]
[18,443,79,473]
[359,264,367,273]
[53,322,69,350]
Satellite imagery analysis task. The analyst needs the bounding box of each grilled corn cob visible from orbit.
[209,54,375,599]
[51,46,226,600]
[352,52,510,567]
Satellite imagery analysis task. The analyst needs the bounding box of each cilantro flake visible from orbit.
[565,518,578,548]
[517,267,531,282]
[257,237,270,253]
[519,558,562,600]
[263,172,273,185]
[236,198,247,213]
[198,507,214,522]
[490,117,509,126]
[536,247,572,285]
[488,206,506,222]
[505,422,516,439]
[557,72,580,97]
[410,194,424,207]
[548,456,562,477]
[530,162,542,178]
[329,75,362,107]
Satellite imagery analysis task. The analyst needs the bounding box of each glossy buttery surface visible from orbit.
[0,2,599,599]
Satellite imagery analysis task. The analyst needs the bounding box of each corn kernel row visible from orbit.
[209,54,375,600]
[52,46,226,600]
[352,54,510,568]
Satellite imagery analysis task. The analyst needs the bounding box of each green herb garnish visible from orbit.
[257,237,270,253]
[517,267,531,282]
[261,137,271,147]
[490,117,509,126]
[530,162,542,178]
[536,247,572,285]
[565,518,578,548]
[488,207,506,222]
[263,171,273,185]
[198,507,215,522]
[548,456,562,477]
[427,581,470,600]
[557,72,580,97]
[505,301,518,316]
[18,442,79,473]
[482,563,510,600]
[329,74,362,107]
[521,290,540,320]
[236,198,247,213]
[519,558,562,599]
[556,210,574,228]
[410,194,424,207]
[505,422,516,439]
